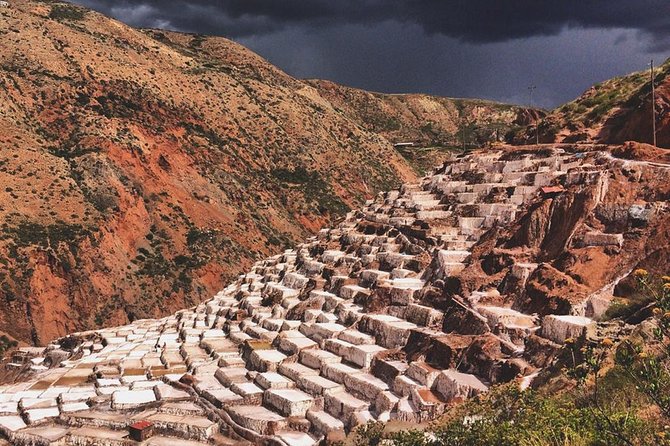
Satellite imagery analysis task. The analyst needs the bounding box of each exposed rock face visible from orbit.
[0,0,534,346]
[0,146,666,444]
[521,264,589,316]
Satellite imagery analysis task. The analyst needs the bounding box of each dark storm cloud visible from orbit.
[76,0,670,48]
[406,1,670,46]
[70,0,670,108]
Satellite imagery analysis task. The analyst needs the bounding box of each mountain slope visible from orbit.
[0,0,529,345]
[0,0,412,345]
[514,58,670,148]
[310,79,535,172]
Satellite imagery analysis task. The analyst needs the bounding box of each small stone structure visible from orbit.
[128,420,154,441]
[582,231,624,248]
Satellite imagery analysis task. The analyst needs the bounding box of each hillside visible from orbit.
[310,79,536,172]
[0,0,531,346]
[514,58,670,147]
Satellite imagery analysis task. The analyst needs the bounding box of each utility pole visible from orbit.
[528,85,538,145]
[651,59,657,147]
[461,121,466,153]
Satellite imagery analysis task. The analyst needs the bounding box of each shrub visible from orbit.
[49,4,86,21]
[428,385,641,446]
[357,379,660,445]
[0,335,18,359]
[8,220,89,250]
[271,167,349,216]
[614,271,670,419]
[271,167,312,184]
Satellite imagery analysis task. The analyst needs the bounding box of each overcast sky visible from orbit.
[73,0,670,109]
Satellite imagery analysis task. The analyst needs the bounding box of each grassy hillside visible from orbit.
[512,58,670,148]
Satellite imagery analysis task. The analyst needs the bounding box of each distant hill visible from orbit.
[0,0,530,345]
[309,79,535,172]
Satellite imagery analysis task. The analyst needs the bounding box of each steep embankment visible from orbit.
[513,58,670,148]
[0,1,529,345]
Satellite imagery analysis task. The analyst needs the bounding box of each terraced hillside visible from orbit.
[0,146,667,445]
[0,0,533,346]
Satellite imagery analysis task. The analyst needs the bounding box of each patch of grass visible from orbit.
[603,293,652,321]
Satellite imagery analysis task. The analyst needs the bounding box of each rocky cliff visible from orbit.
[0,0,530,346]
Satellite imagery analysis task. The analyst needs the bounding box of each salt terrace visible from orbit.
[0,148,631,445]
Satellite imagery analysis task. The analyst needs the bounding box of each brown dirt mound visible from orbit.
[611,141,670,163]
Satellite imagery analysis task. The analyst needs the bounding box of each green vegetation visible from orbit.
[394,145,459,175]
[377,116,401,132]
[0,335,18,359]
[562,270,670,446]
[270,167,314,184]
[351,383,658,446]
[94,294,122,326]
[179,121,239,158]
[48,4,86,22]
[603,285,652,320]
[555,64,662,127]
[186,227,217,247]
[94,91,143,119]
[510,59,670,142]
[48,145,101,160]
[355,271,670,446]
[189,34,207,49]
[271,167,349,216]
[6,220,89,251]
[136,247,171,277]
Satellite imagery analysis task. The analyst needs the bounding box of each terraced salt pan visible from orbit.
[0,148,619,445]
